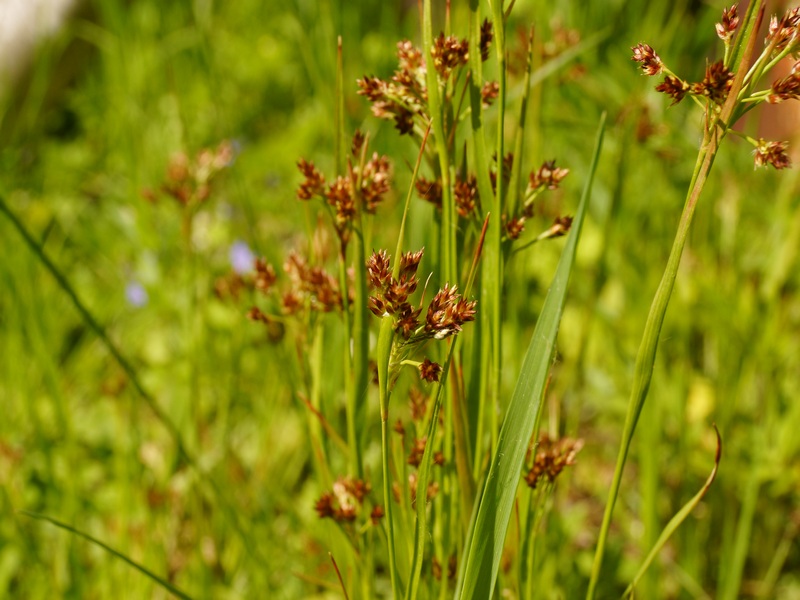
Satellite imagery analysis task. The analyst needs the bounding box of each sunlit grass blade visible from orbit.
[623,426,722,598]
[456,113,606,599]
[19,511,194,600]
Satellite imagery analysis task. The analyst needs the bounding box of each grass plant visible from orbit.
[1,0,799,598]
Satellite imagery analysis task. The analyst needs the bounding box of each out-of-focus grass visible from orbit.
[0,0,798,598]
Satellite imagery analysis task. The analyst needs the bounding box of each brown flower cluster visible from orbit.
[634,4,800,169]
[421,283,478,340]
[766,8,800,56]
[716,5,740,42]
[153,141,234,207]
[282,252,342,314]
[366,248,424,338]
[769,64,800,103]
[524,434,584,490]
[503,159,570,240]
[431,33,469,79]
[314,476,382,525]
[754,139,791,169]
[480,19,494,62]
[358,23,491,136]
[419,357,442,383]
[358,40,428,135]
[296,133,391,243]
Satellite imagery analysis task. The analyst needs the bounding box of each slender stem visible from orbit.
[377,316,400,597]
[586,128,721,598]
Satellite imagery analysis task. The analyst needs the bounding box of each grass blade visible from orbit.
[623,426,722,597]
[19,511,194,600]
[456,113,606,599]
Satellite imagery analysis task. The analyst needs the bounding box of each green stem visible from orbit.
[468,0,495,481]
[377,315,401,597]
[586,126,721,598]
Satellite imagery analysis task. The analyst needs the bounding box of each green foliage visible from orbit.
[1,1,799,598]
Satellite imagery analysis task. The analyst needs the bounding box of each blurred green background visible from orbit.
[1,0,798,597]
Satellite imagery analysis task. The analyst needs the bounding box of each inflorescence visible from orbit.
[633,4,800,169]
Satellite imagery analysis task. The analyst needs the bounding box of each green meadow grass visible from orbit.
[1,1,799,598]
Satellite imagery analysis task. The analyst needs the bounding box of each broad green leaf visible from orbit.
[455,113,606,599]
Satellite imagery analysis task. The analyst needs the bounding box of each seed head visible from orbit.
[431,33,469,79]
[425,284,477,339]
[524,435,584,489]
[296,159,326,200]
[415,177,443,209]
[692,60,734,104]
[454,174,479,217]
[481,80,500,108]
[655,75,691,105]
[480,19,494,61]
[716,5,739,42]
[769,70,800,103]
[631,43,663,76]
[754,139,791,169]
[505,216,526,240]
[529,160,569,190]
[419,358,442,383]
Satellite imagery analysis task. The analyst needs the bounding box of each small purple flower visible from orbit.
[125,281,149,308]
[230,240,255,274]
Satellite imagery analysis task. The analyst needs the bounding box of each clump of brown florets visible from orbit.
[524,434,584,490]
[282,252,342,314]
[315,477,381,528]
[296,132,392,245]
[431,33,469,80]
[358,40,428,136]
[150,141,234,208]
[754,139,791,169]
[716,5,740,42]
[634,4,800,170]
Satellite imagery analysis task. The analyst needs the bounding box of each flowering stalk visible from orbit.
[587,2,800,595]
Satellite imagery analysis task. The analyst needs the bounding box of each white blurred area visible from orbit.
[0,0,76,79]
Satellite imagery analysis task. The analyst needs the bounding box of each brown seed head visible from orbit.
[481,80,500,108]
[454,174,479,217]
[254,258,277,294]
[431,33,469,79]
[692,60,734,104]
[754,139,791,169]
[419,358,442,383]
[529,160,569,190]
[524,435,584,489]
[480,19,494,61]
[767,8,800,56]
[655,75,691,105]
[296,159,326,200]
[367,250,391,289]
[716,5,739,42]
[631,43,663,76]
[505,216,526,240]
[415,177,443,209]
[769,70,800,103]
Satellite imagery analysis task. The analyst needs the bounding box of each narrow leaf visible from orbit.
[20,511,194,599]
[623,426,722,598]
[456,113,606,599]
